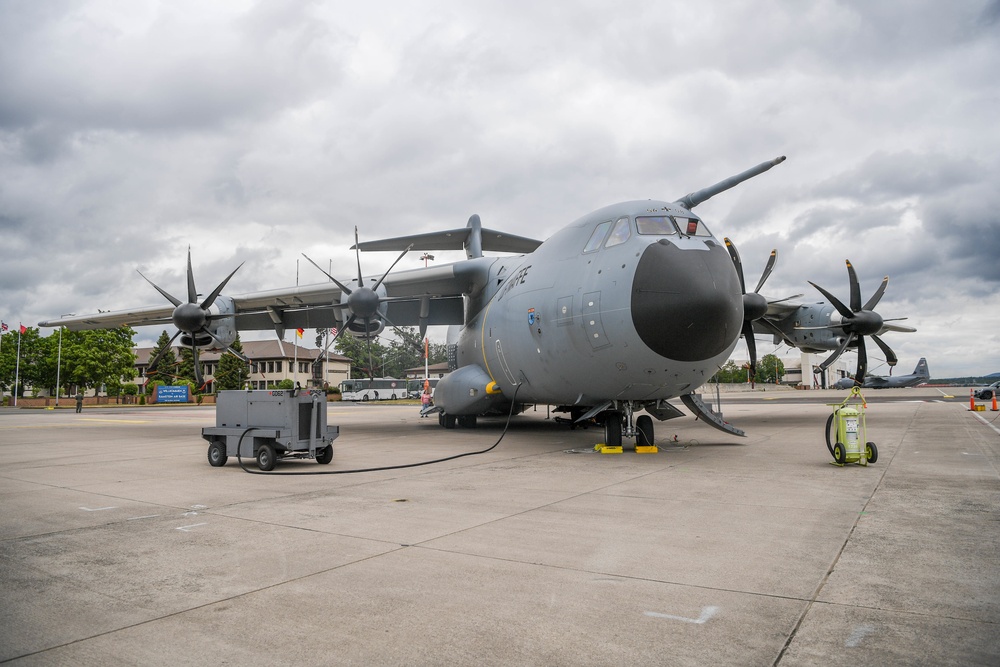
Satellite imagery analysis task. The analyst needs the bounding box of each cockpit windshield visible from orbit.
[636,215,712,237]
[636,216,677,235]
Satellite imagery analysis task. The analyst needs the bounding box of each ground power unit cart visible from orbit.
[202,389,339,471]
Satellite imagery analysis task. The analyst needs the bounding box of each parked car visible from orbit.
[974,380,1000,401]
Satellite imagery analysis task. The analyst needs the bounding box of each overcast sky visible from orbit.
[2,0,998,378]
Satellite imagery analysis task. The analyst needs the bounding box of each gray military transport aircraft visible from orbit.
[40,156,915,445]
[833,358,930,390]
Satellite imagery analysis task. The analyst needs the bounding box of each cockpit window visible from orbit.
[636,216,678,236]
[583,220,612,253]
[605,216,631,248]
[675,216,711,237]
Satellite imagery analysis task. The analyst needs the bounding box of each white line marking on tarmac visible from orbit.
[972,412,1000,436]
[846,623,875,647]
[127,514,161,521]
[644,606,719,624]
[79,506,117,512]
[176,523,207,532]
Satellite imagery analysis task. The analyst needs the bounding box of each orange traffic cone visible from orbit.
[969,389,976,411]
[992,394,998,412]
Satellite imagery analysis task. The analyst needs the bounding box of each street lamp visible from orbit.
[420,253,435,267]
[54,314,74,407]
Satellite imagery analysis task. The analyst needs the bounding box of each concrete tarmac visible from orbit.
[0,389,998,665]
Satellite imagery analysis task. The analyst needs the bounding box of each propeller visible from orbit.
[807,260,904,386]
[723,238,781,384]
[139,248,247,387]
[302,228,413,381]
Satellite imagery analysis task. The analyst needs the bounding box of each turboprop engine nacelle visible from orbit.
[180,295,237,349]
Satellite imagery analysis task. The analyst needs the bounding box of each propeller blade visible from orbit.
[743,321,757,385]
[137,270,182,307]
[202,329,250,363]
[871,334,898,367]
[819,333,854,371]
[855,335,867,385]
[846,260,861,312]
[147,330,183,371]
[354,227,364,288]
[863,276,889,311]
[187,247,198,305]
[193,345,204,387]
[199,262,245,310]
[364,317,375,381]
[317,315,356,361]
[301,253,353,295]
[754,250,777,294]
[370,243,414,292]
[723,238,746,294]
[808,281,854,320]
[767,293,804,305]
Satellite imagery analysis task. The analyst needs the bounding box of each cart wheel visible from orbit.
[207,440,228,467]
[636,415,654,448]
[316,444,333,465]
[457,415,477,428]
[256,442,276,471]
[833,442,846,465]
[865,442,878,464]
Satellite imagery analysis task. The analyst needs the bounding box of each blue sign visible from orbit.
[156,385,190,403]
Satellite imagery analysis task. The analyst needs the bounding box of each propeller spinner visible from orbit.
[138,248,247,387]
[302,228,413,381]
[807,260,905,386]
[723,238,780,384]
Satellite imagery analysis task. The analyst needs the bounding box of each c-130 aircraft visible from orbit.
[41,156,914,445]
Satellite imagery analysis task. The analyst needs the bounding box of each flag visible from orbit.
[296,328,304,338]
[330,327,338,336]
[19,324,27,334]
[0,321,7,332]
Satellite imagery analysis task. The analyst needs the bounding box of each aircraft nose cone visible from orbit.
[631,240,743,361]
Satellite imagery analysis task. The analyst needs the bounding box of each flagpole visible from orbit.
[14,325,23,407]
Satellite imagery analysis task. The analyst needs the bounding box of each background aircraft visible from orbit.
[40,156,915,444]
[833,358,930,389]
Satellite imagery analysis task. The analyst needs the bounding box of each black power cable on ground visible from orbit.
[236,384,522,476]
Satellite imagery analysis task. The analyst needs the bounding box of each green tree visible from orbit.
[177,346,203,389]
[758,354,786,384]
[0,327,48,396]
[62,327,137,393]
[213,336,249,390]
[147,330,177,384]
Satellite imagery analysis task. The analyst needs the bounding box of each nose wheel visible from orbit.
[600,403,656,450]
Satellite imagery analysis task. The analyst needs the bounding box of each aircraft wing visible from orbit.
[39,304,177,331]
[39,259,489,332]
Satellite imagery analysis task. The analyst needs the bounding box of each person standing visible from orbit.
[75,392,84,413]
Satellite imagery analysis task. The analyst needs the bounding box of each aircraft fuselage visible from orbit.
[447,200,743,408]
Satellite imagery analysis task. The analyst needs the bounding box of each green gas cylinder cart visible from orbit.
[825,385,878,466]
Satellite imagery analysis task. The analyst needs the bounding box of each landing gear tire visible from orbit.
[833,442,846,465]
[458,415,477,428]
[316,444,333,465]
[256,442,276,471]
[207,440,227,467]
[440,413,456,429]
[865,441,878,464]
[603,413,622,448]
[636,415,654,448]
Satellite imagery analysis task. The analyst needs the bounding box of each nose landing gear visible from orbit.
[598,403,658,453]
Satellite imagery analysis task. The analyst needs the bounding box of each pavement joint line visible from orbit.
[772,400,914,666]
[1,543,411,664]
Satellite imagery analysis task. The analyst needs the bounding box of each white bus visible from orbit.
[339,378,408,401]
